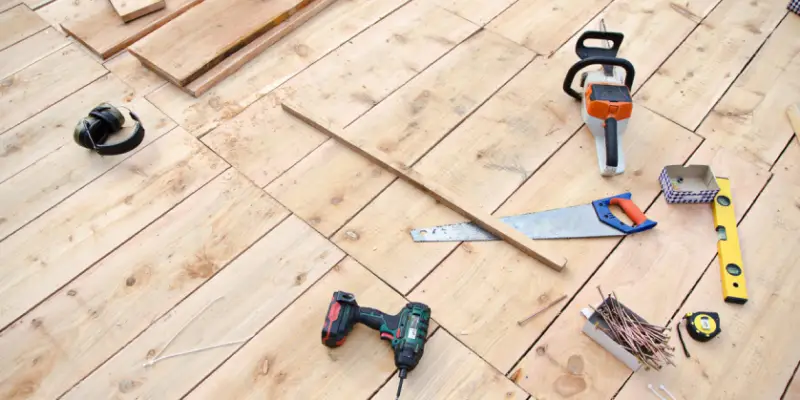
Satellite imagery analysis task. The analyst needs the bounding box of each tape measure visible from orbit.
[684,312,721,342]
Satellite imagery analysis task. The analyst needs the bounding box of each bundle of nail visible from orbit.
[590,288,675,370]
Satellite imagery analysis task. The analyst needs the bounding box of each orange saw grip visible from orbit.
[610,197,647,226]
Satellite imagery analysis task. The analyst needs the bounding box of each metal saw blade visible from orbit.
[410,204,623,242]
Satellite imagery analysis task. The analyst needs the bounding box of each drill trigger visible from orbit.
[380,332,394,341]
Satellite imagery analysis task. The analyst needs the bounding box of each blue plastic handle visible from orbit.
[592,192,657,234]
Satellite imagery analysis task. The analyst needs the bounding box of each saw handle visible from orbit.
[563,57,636,100]
[592,193,657,234]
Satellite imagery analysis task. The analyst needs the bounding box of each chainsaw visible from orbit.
[410,193,656,242]
[563,27,636,176]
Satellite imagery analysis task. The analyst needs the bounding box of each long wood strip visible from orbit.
[145,0,408,135]
[282,101,567,271]
[0,170,288,400]
[615,176,800,400]
[634,0,787,130]
[184,257,425,399]
[0,5,48,51]
[0,27,69,80]
[0,95,174,240]
[0,128,226,330]
[51,0,204,59]
[0,44,107,135]
[110,0,165,22]
[130,0,309,86]
[185,0,338,97]
[409,106,700,372]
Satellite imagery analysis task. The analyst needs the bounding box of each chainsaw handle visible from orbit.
[575,31,624,59]
[592,193,656,234]
[563,57,636,100]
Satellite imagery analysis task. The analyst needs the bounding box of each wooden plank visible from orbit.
[0,44,107,134]
[432,0,516,25]
[0,27,69,79]
[615,176,800,400]
[283,101,567,271]
[144,0,408,135]
[634,0,787,130]
[773,136,800,184]
[49,0,204,59]
[0,5,48,51]
[372,330,528,399]
[787,372,800,400]
[110,0,165,22]
[486,0,611,54]
[512,144,771,398]
[278,1,477,128]
[0,74,139,183]
[267,29,531,236]
[0,0,21,13]
[103,51,167,95]
[63,215,342,399]
[409,107,701,372]
[0,170,289,400]
[185,0,338,97]
[0,128,226,330]
[329,0,726,293]
[696,16,800,169]
[0,97,174,240]
[183,257,415,399]
[130,0,307,86]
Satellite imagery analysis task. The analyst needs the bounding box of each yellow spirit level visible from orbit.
[711,178,748,304]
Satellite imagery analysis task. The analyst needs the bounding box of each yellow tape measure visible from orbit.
[711,178,748,304]
[684,311,721,342]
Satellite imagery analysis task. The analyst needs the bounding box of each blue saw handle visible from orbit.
[592,193,657,234]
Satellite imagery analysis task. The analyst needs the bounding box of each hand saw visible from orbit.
[410,193,656,242]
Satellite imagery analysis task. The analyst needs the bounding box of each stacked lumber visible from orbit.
[129,0,336,96]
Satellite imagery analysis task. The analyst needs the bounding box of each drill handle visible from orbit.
[358,307,400,338]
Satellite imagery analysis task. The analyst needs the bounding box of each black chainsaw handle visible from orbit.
[562,56,636,100]
[575,30,624,59]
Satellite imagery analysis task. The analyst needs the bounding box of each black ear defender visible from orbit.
[73,103,145,156]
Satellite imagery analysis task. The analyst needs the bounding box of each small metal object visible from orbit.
[648,384,667,400]
[676,321,690,358]
[659,384,677,400]
[517,294,568,326]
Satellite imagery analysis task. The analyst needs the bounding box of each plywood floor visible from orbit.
[1,0,799,399]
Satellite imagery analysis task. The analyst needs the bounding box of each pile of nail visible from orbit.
[591,287,675,370]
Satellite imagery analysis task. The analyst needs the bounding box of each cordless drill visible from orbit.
[322,291,431,400]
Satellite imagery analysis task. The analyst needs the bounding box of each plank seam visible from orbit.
[780,359,800,399]
[0,6,50,52]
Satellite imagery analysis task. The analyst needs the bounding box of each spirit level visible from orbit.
[711,178,748,304]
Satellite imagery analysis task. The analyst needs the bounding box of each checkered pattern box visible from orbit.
[660,165,720,204]
[790,0,800,15]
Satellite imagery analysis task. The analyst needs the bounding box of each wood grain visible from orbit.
[0,128,226,330]
[0,27,69,79]
[185,0,339,97]
[0,170,288,400]
[53,0,204,59]
[635,0,787,130]
[110,0,165,22]
[0,44,107,134]
[0,5,48,51]
[615,176,800,400]
[283,101,567,271]
[130,0,307,86]
[185,257,415,399]
[103,50,167,95]
[144,0,408,135]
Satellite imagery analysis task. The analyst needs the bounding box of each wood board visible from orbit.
[267,29,528,236]
[432,0,516,25]
[53,0,204,59]
[130,0,309,86]
[0,27,68,80]
[0,128,226,330]
[0,170,289,399]
[0,44,107,135]
[185,0,339,97]
[103,51,167,95]
[634,0,788,130]
[284,101,567,270]
[0,5,48,51]
[615,176,800,400]
[110,0,165,22]
[144,0,409,135]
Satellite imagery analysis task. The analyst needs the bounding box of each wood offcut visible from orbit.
[110,0,166,22]
[281,101,568,271]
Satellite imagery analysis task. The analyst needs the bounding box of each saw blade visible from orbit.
[411,204,623,242]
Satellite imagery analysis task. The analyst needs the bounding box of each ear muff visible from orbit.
[74,103,145,156]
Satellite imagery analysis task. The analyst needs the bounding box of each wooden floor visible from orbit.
[1,0,799,398]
